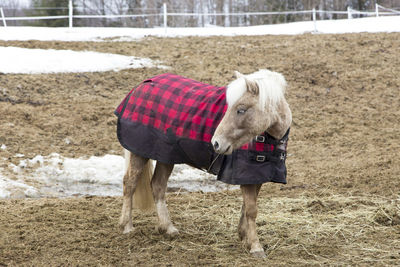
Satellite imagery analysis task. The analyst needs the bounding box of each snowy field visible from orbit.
[0,16,399,42]
[0,16,399,198]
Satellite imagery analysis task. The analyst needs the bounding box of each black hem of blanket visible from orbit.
[116,116,287,185]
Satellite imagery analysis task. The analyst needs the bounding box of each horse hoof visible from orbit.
[166,226,179,236]
[157,225,179,237]
[121,224,134,234]
[238,230,246,241]
[156,225,166,234]
[251,250,266,258]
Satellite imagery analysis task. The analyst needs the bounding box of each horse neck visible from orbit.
[266,99,292,140]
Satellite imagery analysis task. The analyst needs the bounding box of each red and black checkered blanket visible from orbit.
[116,73,227,143]
[115,73,288,185]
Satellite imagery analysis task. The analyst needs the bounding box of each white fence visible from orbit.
[0,2,399,29]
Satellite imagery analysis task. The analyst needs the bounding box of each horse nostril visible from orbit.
[213,141,219,151]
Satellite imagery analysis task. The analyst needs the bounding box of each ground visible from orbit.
[0,33,399,266]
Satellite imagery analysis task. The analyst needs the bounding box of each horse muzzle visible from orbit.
[211,136,233,155]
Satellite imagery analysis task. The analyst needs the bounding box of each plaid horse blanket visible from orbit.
[115,73,289,185]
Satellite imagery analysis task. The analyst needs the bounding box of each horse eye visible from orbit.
[237,109,246,115]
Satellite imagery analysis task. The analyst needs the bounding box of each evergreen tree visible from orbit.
[27,0,71,27]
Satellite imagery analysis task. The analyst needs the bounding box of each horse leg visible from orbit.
[238,184,262,241]
[240,184,265,258]
[151,161,178,236]
[119,150,148,234]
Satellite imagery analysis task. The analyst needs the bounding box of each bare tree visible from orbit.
[10,0,398,28]
[0,0,24,26]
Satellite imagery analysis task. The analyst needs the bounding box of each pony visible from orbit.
[116,69,292,258]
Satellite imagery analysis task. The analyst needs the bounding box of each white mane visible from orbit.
[226,69,287,111]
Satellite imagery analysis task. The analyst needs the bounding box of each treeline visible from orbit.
[0,0,399,27]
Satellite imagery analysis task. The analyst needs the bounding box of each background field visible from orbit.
[0,33,399,265]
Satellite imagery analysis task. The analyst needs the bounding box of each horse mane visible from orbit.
[226,69,287,111]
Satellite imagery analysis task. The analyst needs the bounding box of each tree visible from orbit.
[0,0,23,26]
[27,0,71,27]
[11,0,400,28]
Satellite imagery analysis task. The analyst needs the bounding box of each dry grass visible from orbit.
[1,191,399,266]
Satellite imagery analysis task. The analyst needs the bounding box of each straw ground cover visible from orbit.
[1,32,400,265]
[1,192,399,265]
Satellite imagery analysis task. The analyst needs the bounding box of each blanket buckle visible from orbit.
[256,155,265,162]
[255,136,265,143]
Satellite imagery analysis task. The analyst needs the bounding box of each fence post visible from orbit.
[163,3,167,32]
[69,0,73,28]
[0,7,6,27]
[375,3,379,17]
[312,8,317,32]
[347,6,352,19]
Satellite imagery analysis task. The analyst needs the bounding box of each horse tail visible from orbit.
[124,149,155,211]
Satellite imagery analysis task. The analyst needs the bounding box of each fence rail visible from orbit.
[0,2,399,29]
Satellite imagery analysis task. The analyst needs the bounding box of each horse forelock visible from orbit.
[226,77,247,107]
[226,69,286,111]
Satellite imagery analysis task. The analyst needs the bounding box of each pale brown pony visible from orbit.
[119,69,292,258]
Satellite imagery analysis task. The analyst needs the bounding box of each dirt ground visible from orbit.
[0,33,399,266]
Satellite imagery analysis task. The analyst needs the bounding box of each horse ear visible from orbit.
[244,77,259,95]
[234,71,244,78]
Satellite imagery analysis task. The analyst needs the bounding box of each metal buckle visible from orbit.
[256,155,265,162]
[255,136,265,143]
[280,153,286,161]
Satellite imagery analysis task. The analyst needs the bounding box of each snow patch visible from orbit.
[0,171,40,198]
[2,153,232,198]
[0,47,168,74]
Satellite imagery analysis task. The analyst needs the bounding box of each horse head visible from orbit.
[211,69,292,155]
